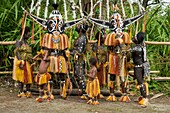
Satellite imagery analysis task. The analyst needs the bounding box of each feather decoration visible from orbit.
[89,0,102,17]
[120,0,126,18]
[22,7,47,28]
[44,0,49,19]
[99,0,102,19]
[79,0,84,17]
[37,0,42,16]
[127,0,134,16]
[63,0,68,22]
[30,0,34,13]
[90,0,93,17]
[70,0,77,19]
[106,0,110,20]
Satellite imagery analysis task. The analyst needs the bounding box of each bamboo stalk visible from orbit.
[1,41,170,45]
[145,41,170,45]
[0,41,16,45]
[0,70,160,75]
[130,41,170,45]
[151,77,170,81]
[128,70,160,74]
[0,71,38,74]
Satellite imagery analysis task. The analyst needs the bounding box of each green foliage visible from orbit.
[146,4,170,77]
[149,81,170,95]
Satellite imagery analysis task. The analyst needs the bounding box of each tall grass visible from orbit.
[146,4,170,77]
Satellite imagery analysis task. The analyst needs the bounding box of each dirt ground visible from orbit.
[0,77,170,113]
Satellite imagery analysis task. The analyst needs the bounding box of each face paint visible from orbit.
[110,12,124,34]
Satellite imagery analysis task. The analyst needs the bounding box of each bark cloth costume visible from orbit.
[131,32,150,106]
[70,23,88,99]
[13,26,33,98]
[22,4,83,102]
[88,8,145,102]
[86,58,100,105]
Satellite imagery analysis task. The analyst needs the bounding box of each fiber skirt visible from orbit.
[35,73,51,85]
[48,56,68,74]
[86,77,100,98]
[12,57,33,84]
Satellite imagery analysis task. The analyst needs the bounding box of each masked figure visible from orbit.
[70,23,88,99]
[88,9,145,102]
[22,3,83,101]
[131,32,150,106]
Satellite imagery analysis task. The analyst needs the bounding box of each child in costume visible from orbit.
[13,26,33,98]
[86,58,100,105]
[35,72,53,102]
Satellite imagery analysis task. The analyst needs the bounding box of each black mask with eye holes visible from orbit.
[132,32,145,44]
[46,18,64,34]
[132,36,139,44]
[47,19,57,33]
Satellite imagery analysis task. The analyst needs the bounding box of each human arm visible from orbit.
[87,67,97,79]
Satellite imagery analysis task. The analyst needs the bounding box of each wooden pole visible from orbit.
[0,71,38,74]
[130,41,170,45]
[128,70,160,75]
[0,41,16,45]
[1,41,170,46]
[151,77,170,81]
[145,41,170,45]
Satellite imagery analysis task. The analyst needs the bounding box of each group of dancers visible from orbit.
[12,3,150,106]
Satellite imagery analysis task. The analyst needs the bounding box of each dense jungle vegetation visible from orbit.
[0,0,169,94]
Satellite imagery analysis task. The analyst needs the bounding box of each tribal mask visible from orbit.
[22,4,83,34]
[88,10,145,34]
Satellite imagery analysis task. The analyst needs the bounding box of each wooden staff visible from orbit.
[20,11,27,41]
